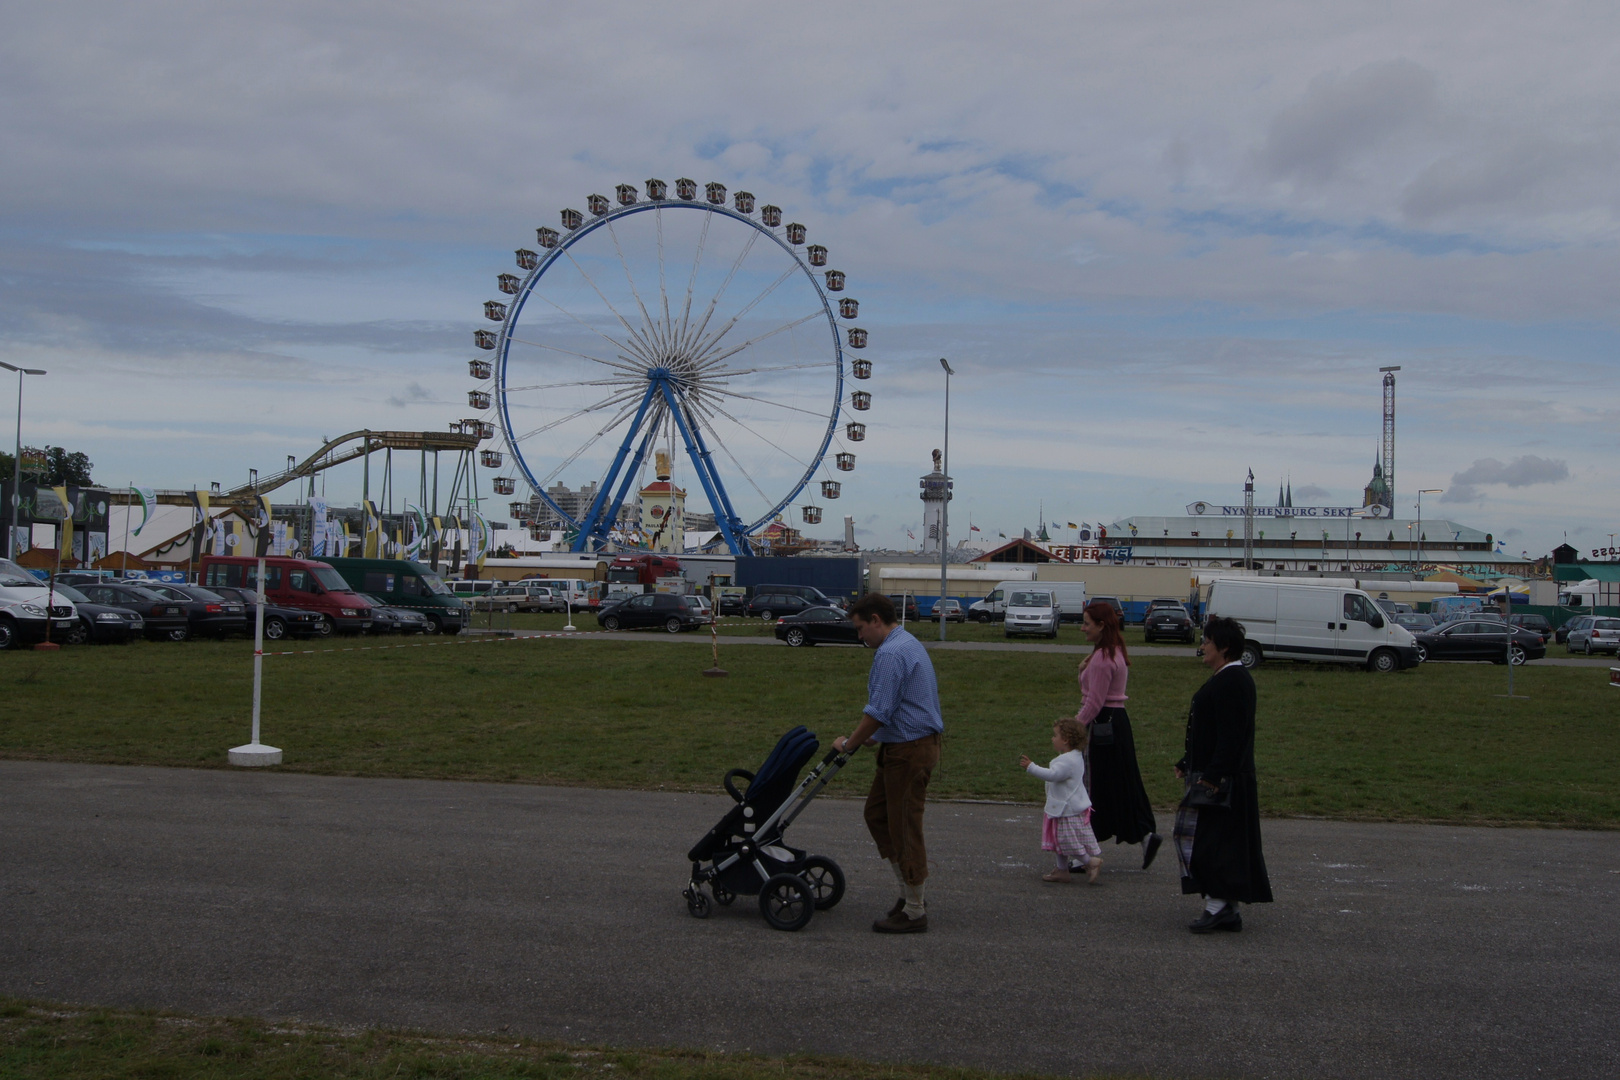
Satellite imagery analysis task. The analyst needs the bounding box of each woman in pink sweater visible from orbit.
[1073,601,1162,871]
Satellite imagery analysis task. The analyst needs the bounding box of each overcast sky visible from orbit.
[3,1,1617,557]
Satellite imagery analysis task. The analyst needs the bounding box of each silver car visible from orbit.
[1004,589,1058,639]
[1566,616,1620,655]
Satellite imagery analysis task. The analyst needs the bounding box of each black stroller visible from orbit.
[684,725,854,930]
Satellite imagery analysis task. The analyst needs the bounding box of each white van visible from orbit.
[519,577,597,608]
[1205,579,1421,672]
[0,557,78,650]
[1043,582,1087,623]
[1004,587,1059,639]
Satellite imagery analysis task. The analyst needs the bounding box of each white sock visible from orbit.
[903,882,926,919]
[1205,898,1227,915]
[891,861,907,889]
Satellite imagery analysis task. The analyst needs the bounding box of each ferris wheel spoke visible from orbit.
[504,376,636,393]
[706,360,832,379]
[655,206,674,351]
[695,384,828,419]
[675,228,759,360]
[558,248,660,363]
[696,396,810,470]
[512,388,643,444]
[522,292,651,368]
[694,310,824,372]
[676,211,711,354]
[506,334,642,375]
[604,217,664,356]
[536,398,646,489]
[687,405,777,511]
[688,265,801,363]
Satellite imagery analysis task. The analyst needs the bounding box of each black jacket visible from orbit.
[1178,664,1273,904]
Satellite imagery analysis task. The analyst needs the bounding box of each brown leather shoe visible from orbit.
[873,911,928,933]
[887,897,905,918]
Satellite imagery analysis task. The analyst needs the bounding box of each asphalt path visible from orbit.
[2,761,1615,1079]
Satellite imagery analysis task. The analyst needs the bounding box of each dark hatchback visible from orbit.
[746,592,817,621]
[1142,604,1194,643]
[209,585,325,641]
[358,593,430,634]
[775,606,861,647]
[73,582,191,641]
[596,592,706,633]
[139,583,247,639]
[53,583,145,645]
[1412,620,1547,665]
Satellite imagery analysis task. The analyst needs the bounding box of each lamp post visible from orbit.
[2,362,48,561]
[938,357,953,642]
[1415,489,1442,576]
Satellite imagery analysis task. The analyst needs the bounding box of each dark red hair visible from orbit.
[1083,601,1129,665]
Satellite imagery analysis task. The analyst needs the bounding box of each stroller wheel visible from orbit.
[685,887,711,919]
[759,874,814,931]
[800,855,846,910]
[712,885,736,906]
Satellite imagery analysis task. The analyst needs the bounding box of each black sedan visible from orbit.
[1142,605,1194,643]
[53,583,145,645]
[209,586,325,641]
[745,592,815,621]
[775,606,862,647]
[596,592,706,633]
[139,583,246,639]
[72,582,191,641]
[358,593,430,634]
[1411,620,1546,665]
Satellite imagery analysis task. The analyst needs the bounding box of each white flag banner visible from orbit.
[309,496,329,557]
[131,487,157,535]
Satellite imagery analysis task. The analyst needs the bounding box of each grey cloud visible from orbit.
[1402,133,1620,222]
[1258,59,1437,185]
[1293,484,1330,501]
[387,382,435,407]
[1440,455,1569,502]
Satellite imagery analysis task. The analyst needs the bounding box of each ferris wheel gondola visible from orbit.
[465,177,873,553]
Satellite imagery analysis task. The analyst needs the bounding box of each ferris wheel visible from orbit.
[466,178,873,554]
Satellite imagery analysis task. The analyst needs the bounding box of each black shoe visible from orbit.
[1189,904,1242,934]
[887,897,905,919]
[1142,833,1163,870]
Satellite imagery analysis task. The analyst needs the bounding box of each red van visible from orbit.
[201,555,373,636]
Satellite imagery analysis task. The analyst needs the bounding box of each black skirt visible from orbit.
[1085,706,1157,845]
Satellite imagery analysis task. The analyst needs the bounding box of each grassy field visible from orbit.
[2,631,1615,826]
[0,999,1074,1080]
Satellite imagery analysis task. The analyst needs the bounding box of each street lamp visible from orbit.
[2,361,48,561]
[1415,489,1442,575]
[938,357,954,642]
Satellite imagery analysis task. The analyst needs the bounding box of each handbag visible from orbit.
[1182,771,1232,809]
[1089,716,1115,746]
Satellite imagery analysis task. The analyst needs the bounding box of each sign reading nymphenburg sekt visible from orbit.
[1185,501,1389,519]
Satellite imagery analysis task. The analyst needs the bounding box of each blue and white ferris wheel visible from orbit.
[467,178,874,554]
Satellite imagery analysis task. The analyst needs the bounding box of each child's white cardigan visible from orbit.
[1025,749,1092,818]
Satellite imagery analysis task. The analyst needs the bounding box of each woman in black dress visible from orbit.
[1174,615,1273,933]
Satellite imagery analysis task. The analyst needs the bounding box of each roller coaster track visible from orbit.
[106,430,481,508]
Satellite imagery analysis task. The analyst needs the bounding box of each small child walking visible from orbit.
[1020,717,1103,883]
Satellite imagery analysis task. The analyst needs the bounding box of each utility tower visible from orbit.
[1379,366,1400,512]
[1243,469,1254,569]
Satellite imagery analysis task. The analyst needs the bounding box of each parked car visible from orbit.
[775,606,861,647]
[52,583,144,645]
[486,583,556,612]
[882,594,922,622]
[201,556,373,636]
[1088,595,1123,622]
[1392,612,1437,632]
[139,583,247,639]
[72,581,191,641]
[319,557,468,634]
[1005,588,1059,639]
[684,595,713,620]
[355,593,430,634]
[208,586,326,640]
[596,592,706,632]
[748,592,817,621]
[1142,603,1195,643]
[1566,616,1620,656]
[0,558,78,649]
[716,591,748,616]
[1144,598,1189,618]
[1411,620,1546,665]
[931,598,965,622]
[1555,614,1594,646]
[1509,614,1553,644]
[751,583,844,609]
[1372,597,1414,615]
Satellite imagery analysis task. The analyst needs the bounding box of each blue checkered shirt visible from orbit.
[863,626,944,742]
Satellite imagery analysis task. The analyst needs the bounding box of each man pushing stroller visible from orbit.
[833,593,944,934]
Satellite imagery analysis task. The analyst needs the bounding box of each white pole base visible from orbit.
[228,743,283,767]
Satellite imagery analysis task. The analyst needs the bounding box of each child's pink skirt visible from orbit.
[1042,810,1101,859]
